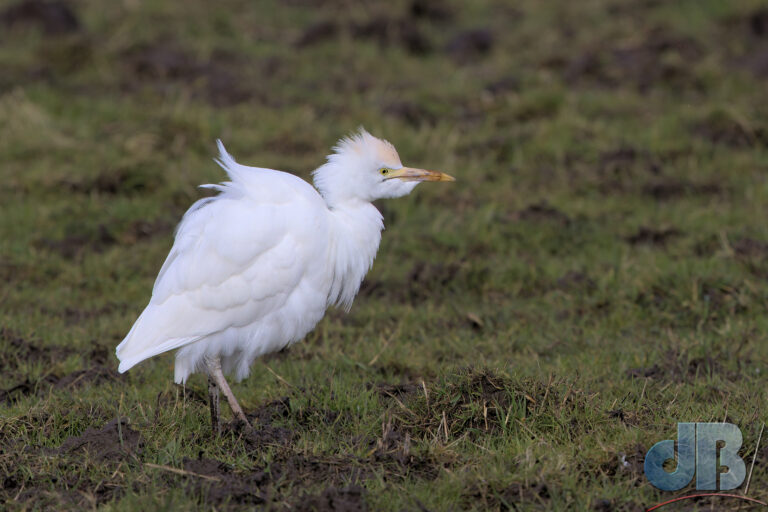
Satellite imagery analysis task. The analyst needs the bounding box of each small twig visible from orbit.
[383,391,417,417]
[368,334,392,366]
[264,364,294,388]
[442,411,449,441]
[144,463,221,482]
[12,483,25,501]
[745,422,765,495]
[445,431,469,449]
[470,440,492,453]
[366,327,400,367]
[403,432,411,457]
[110,461,123,479]
[719,230,735,257]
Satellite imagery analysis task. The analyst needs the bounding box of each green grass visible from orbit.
[2,0,768,510]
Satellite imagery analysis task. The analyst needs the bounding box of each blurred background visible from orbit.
[2,0,768,510]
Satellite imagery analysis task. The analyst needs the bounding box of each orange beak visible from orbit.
[387,167,456,182]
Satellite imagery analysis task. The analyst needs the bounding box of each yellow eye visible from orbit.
[379,168,390,176]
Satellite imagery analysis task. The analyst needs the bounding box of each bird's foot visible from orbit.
[206,356,253,432]
[207,375,221,436]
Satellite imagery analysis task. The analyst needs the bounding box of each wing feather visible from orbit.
[117,152,330,371]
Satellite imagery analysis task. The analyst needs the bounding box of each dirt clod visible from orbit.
[0,328,74,372]
[641,179,721,200]
[58,418,142,461]
[445,29,494,62]
[556,271,596,292]
[563,29,702,90]
[294,485,368,512]
[511,202,571,226]
[295,20,339,47]
[351,16,431,55]
[382,100,436,127]
[409,0,452,23]
[732,237,768,258]
[1,0,80,35]
[178,457,267,506]
[54,365,120,389]
[121,40,256,106]
[624,227,681,246]
[35,224,117,259]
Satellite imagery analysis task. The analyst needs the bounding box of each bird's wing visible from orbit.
[116,167,330,372]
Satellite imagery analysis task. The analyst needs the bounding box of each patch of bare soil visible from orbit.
[58,418,142,461]
[444,28,494,63]
[556,271,597,293]
[370,422,447,481]
[180,457,267,507]
[0,328,74,372]
[598,146,662,177]
[156,445,437,509]
[626,349,729,383]
[406,261,461,301]
[1,358,120,404]
[38,305,120,327]
[641,179,722,200]
[0,376,57,404]
[294,20,339,47]
[0,0,80,35]
[561,28,703,91]
[722,8,768,79]
[3,469,125,509]
[63,165,166,196]
[598,442,647,479]
[53,364,120,390]
[624,226,681,246]
[34,224,117,259]
[35,217,171,260]
[732,237,768,259]
[409,0,452,23]
[510,202,572,226]
[382,100,437,127]
[351,16,431,55]
[295,0,449,56]
[372,382,421,401]
[121,41,257,106]
[119,218,174,244]
[221,397,295,450]
[293,485,367,512]
[690,110,767,148]
[462,480,551,510]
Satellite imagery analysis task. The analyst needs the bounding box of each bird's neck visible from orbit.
[326,199,384,310]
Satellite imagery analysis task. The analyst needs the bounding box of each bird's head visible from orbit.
[312,128,454,207]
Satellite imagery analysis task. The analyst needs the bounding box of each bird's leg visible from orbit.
[206,356,250,427]
[207,375,220,435]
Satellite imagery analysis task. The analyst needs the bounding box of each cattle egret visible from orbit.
[116,128,454,431]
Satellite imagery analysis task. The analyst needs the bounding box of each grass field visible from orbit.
[2,0,768,510]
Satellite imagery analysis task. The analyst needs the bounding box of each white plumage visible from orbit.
[116,128,453,427]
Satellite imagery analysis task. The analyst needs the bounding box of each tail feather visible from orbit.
[117,335,199,373]
[214,139,237,174]
[116,305,202,373]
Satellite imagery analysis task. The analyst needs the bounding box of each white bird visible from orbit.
[116,128,454,430]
